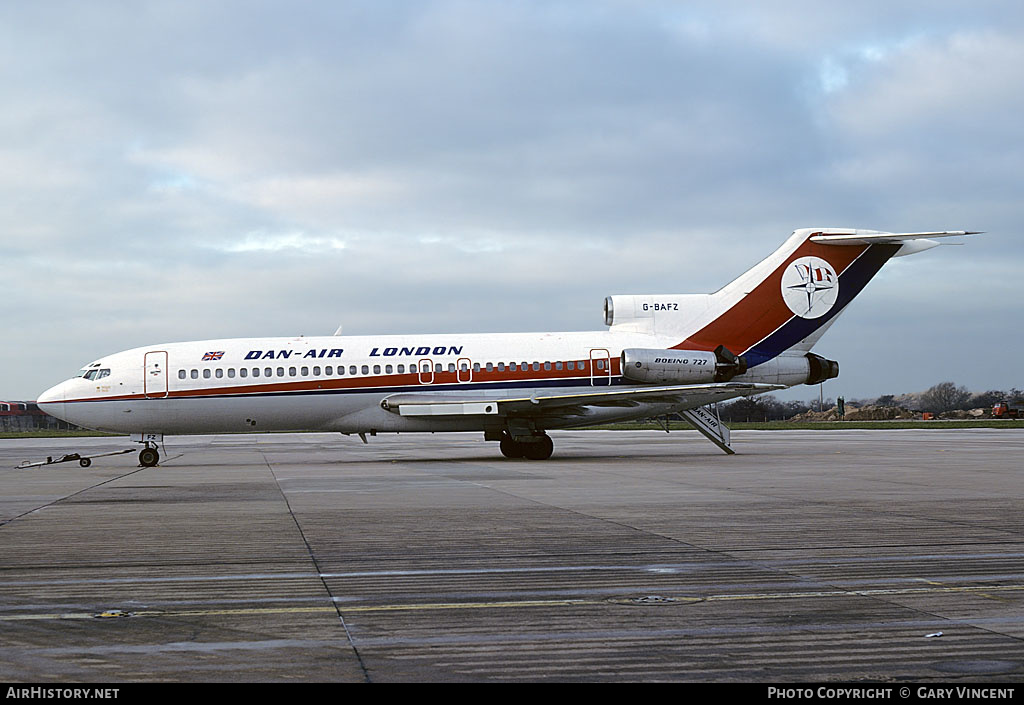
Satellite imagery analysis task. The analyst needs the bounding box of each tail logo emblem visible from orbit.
[781,256,839,319]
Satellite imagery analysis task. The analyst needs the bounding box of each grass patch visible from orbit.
[0,430,119,439]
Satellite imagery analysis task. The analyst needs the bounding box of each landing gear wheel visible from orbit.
[499,436,525,458]
[521,434,554,460]
[138,447,159,467]
[79,458,91,467]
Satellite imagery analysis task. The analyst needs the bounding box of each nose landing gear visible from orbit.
[131,433,164,467]
[138,446,160,467]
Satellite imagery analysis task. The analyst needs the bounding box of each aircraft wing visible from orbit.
[380,382,784,419]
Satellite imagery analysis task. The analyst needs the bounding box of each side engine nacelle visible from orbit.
[732,352,840,386]
[621,345,747,384]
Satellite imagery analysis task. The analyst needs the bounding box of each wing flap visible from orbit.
[380,383,784,417]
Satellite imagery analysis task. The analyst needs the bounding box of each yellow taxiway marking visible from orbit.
[0,585,1020,622]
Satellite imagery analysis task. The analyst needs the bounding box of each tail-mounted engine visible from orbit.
[805,353,839,385]
[621,345,748,384]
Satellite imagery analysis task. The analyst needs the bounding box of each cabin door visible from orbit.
[144,351,169,398]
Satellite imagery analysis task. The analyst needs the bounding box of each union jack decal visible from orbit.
[202,351,225,361]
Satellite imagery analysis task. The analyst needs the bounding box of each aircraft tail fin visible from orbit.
[605,228,977,367]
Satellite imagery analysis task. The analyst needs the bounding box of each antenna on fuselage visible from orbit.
[333,325,343,336]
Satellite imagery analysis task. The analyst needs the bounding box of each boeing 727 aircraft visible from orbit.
[36,228,977,467]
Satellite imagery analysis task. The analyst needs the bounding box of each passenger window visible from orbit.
[448,363,455,373]
[473,363,480,372]
[178,370,186,379]
[313,366,321,376]
[228,369,236,378]
[544,362,551,370]
[287,367,295,376]
[253,368,260,378]
[301,366,309,376]
[597,360,606,370]
[533,362,540,371]
[275,367,283,377]
[202,369,211,378]
[264,368,272,377]
[361,365,369,375]
[555,362,563,370]
[215,369,224,378]
[240,368,248,378]
[567,361,575,370]
[435,363,443,373]
[397,364,405,373]
[190,370,199,379]
[510,363,517,371]
[372,365,380,374]
[498,362,505,371]
[385,365,393,374]
[350,366,357,375]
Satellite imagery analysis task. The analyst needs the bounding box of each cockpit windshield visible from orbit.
[78,367,111,381]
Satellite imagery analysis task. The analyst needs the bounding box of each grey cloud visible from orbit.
[1,1,1021,399]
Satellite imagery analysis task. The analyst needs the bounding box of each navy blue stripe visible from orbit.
[744,244,901,367]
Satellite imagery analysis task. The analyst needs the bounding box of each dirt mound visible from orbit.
[843,405,914,421]
[788,405,914,422]
[788,406,842,422]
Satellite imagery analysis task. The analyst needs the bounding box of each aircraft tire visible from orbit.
[521,434,554,460]
[139,447,159,467]
[499,436,525,459]
[79,458,91,467]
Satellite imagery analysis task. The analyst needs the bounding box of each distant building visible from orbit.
[0,401,79,431]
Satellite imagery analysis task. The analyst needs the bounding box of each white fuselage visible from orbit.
[38,329,679,434]
[37,328,813,437]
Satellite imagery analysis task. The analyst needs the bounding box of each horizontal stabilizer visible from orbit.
[810,230,981,245]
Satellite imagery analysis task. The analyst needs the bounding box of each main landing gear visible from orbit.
[499,432,554,460]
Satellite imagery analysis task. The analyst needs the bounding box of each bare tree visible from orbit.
[920,382,971,413]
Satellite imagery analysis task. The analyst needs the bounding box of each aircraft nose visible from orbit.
[37,382,67,420]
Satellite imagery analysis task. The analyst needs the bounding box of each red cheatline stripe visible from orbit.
[59,358,623,404]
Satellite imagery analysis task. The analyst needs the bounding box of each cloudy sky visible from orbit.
[2,1,1021,401]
